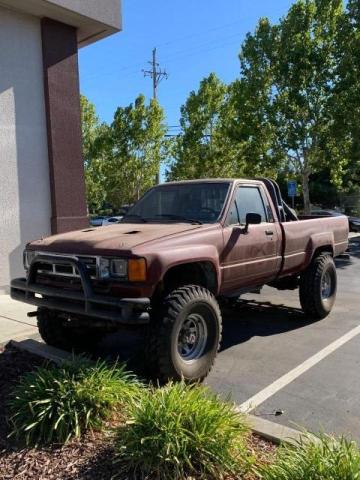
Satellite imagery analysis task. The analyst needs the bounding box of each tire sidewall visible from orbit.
[316,258,337,316]
[166,295,221,381]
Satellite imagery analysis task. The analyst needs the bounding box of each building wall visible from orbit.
[0,6,51,292]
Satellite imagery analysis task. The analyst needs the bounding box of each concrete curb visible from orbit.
[10,338,73,364]
[1,332,41,350]
[9,338,305,446]
[247,414,303,445]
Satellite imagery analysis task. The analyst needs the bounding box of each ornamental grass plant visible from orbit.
[9,356,141,445]
[114,381,254,479]
[260,433,360,480]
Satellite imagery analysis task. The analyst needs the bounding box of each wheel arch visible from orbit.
[311,245,334,261]
[159,260,219,296]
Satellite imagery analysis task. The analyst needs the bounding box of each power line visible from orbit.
[82,24,244,82]
[156,18,244,49]
[142,47,168,100]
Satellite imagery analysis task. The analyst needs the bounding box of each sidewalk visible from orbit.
[0,295,38,345]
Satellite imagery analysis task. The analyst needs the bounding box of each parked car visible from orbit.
[311,209,360,233]
[349,215,360,232]
[89,216,109,227]
[102,216,123,226]
[11,179,348,382]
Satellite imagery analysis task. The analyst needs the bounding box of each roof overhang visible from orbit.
[0,0,121,47]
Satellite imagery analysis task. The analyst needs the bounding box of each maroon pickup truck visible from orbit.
[11,179,348,381]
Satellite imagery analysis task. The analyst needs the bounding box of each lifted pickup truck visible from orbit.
[11,179,348,381]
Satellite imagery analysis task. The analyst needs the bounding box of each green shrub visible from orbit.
[261,433,360,480]
[9,357,141,445]
[114,381,253,479]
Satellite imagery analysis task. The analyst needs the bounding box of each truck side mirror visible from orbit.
[245,212,262,233]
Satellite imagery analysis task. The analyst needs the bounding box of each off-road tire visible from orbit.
[37,309,105,352]
[299,253,337,320]
[146,285,222,383]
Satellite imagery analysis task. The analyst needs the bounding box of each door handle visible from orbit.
[265,230,274,236]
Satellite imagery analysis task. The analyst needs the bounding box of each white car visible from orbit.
[102,216,123,226]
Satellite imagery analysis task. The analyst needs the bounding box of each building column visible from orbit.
[41,18,88,234]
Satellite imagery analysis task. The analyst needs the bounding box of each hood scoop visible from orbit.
[124,230,141,235]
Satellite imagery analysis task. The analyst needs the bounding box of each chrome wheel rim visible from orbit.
[321,271,332,300]
[178,313,208,361]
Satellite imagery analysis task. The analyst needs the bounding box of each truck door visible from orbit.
[221,183,282,292]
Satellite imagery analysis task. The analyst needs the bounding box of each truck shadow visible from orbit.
[95,299,315,376]
[220,299,315,353]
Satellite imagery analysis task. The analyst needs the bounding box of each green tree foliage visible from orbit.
[237,0,346,213]
[168,73,233,180]
[169,0,350,213]
[105,95,167,208]
[80,94,99,166]
[81,94,167,212]
[80,95,108,211]
[333,0,360,194]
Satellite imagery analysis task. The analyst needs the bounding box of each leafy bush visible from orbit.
[9,357,141,445]
[261,433,360,480]
[114,381,253,479]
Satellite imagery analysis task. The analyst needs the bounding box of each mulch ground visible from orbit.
[0,345,276,479]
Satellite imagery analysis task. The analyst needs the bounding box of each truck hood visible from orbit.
[29,223,201,255]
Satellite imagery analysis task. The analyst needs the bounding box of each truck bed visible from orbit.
[279,215,349,277]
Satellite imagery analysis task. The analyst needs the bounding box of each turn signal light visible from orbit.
[128,258,147,282]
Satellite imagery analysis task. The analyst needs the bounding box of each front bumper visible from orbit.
[10,254,150,324]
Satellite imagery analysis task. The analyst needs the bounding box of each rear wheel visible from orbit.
[37,309,106,352]
[299,253,337,320]
[146,285,222,382]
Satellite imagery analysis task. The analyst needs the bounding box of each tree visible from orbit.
[237,0,346,213]
[101,94,167,209]
[333,0,360,195]
[80,95,100,167]
[168,74,233,180]
[81,94,167,212]
[80,95,107,212]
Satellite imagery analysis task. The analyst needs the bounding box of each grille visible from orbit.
[37,256,97,279]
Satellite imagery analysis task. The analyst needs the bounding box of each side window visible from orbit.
[226,186,267,226]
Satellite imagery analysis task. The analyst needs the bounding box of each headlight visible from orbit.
[99,257,111,280]
[23,250,37,270]
[98,257,146,282]
[110,259,128,278]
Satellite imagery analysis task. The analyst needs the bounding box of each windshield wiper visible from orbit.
[154,214,202,225]
[121,214,147,223]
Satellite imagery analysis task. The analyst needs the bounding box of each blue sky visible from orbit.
[79,0,294,131]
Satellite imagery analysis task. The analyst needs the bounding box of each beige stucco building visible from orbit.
[0,0,121,293]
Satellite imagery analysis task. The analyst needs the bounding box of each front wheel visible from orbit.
[37,309,106,352]
[299,253,337,320]
[147,285,222,382]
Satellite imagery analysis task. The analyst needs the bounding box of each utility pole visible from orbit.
[142,48,168,100]
[142,48,168,183]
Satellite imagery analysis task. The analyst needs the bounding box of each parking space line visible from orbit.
[238,324,360,413]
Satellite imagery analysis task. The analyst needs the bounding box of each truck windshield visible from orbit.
[123,182,230,224]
